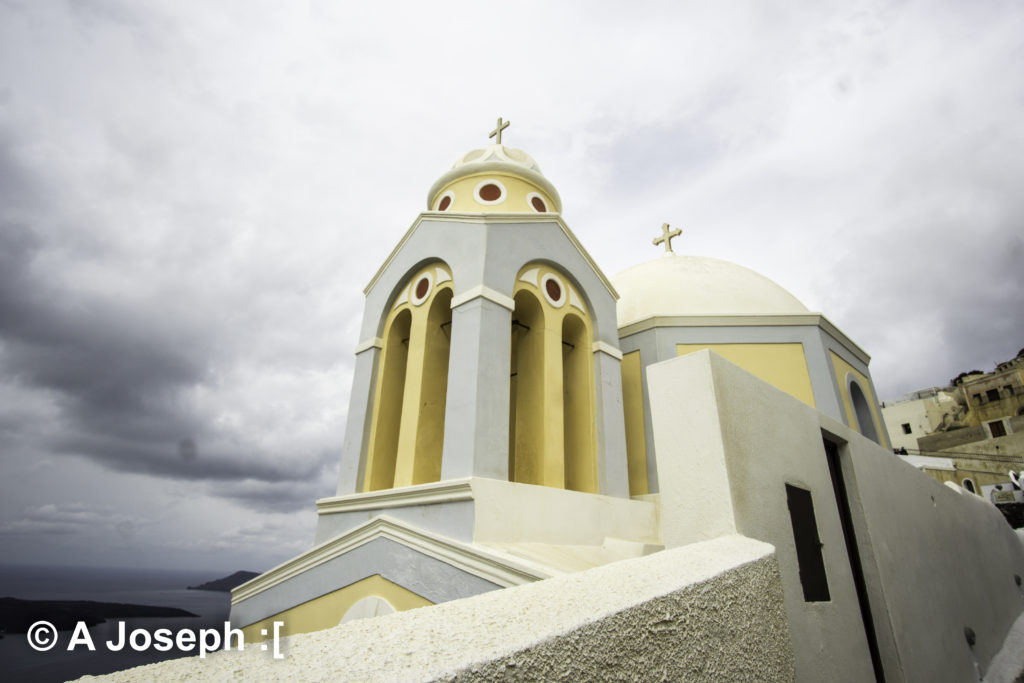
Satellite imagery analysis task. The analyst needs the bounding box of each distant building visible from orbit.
[881,387,963,452]
[883,349,1024,497]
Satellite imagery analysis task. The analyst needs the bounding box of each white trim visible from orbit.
[231,514,550,605]
[473,179,507,206]
[317,478,474,514]
[435,190,454,211]
[518,267,540,288]
[393,285,410,309]
[617,313,870,364]
[364,214,618,303]
[569,288,585,313]
[435,267,452,285]
[592,341,623,360]
[354,337,383,354]
[450,285,515,311]
[526,191,548,213]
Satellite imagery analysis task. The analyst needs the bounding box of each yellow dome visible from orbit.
[426,144,562,214]
[612,254,809,327]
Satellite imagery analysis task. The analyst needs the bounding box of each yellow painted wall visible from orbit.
[241,574,432,641]
[432,172,557,214]
[830,351,889,448]
[620,350,649,496]
[675,343,816,408]
[364,263,453,491]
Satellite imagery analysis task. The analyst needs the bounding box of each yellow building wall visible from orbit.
[830,351,889,448]
[620,350,649,496]
[242,574,432,641]
[432,172,557,214]
[675,343,816,408]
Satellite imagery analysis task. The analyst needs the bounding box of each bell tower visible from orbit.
[335,120,629,498]
[230,125,660,638]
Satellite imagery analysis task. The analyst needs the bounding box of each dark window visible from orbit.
[989,421,1007,438]
[973,393,983,404]
[987,388,1001,402]
[963,479,976,493]
[1004,385,1015,397]
[478,183,502,201]
[901,423,912,434]
[785,484,830,602]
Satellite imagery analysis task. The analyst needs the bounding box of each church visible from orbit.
[229,121,1024,682]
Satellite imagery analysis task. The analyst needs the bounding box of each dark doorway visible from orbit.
[824,438,886,682]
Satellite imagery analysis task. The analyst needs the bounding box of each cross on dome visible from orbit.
[489,117,510,145]
[653,223,682,254]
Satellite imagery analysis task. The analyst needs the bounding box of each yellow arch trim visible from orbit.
[829,351,889,448]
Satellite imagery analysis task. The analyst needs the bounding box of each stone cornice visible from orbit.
[353,337,383,354]
[316,478,475,514]
[231,513,549,605]
[618,313,870,365]
[592,340,623,360]
[364,213,618,302]
[450,285,516,311]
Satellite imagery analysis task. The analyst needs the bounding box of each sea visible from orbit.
[0,564,234,682]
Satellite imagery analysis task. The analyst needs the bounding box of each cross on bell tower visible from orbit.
[653,223,682,254]
[489,117,510,145]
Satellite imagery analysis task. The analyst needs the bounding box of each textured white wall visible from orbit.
[648,350,1024,683]
[90,536,796,682]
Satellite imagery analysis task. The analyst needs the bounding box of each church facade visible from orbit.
[230,123,1024,682]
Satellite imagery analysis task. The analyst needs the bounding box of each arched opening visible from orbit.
[412,288,452,485]
[365,308,411,490]
[563,313,596,493]
[849,380,880,444]
[962,478,977,494]
[509,290,545,485]
[364,263,454,492]
[339,596,396,624]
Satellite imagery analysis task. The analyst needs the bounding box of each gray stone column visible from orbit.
[593,348,630,497]
[335,344,380,495]
[441,293,513,482]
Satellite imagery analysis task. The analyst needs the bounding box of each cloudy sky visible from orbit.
[1,0,1022,573]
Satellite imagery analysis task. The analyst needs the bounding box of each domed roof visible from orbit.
[612,254,809,327]
[427,144,562,212]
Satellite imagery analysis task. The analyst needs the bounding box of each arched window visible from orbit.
[962,478,977,494]
[363,263,453,491]
[849,379,880,444]
[508,264,597,493]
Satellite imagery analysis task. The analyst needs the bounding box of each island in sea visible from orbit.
[187,570,259,593]
[0,597,197,634]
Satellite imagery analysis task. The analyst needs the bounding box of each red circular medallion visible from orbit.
[545,278,562,301]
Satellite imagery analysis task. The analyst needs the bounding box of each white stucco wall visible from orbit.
[83,536,796,682]
[647,350,1024,683]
